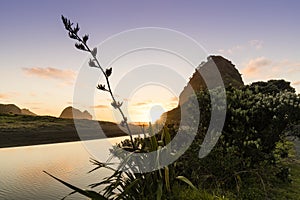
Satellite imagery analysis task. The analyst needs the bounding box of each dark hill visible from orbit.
[60,106,92,120]
[0,103,37,116]
[21,108,37,116]
[162,55,244,123]
[179,55,244,104]
[0,104,21,114]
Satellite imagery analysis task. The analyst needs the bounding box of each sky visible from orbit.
[0,0,299,122]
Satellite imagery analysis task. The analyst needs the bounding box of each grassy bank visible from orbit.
[0,114,140,148]
[270,140,300,200]
[272,160,300,199]
[173,142,300,200]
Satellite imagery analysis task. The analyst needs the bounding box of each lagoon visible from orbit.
[0,137,127,200]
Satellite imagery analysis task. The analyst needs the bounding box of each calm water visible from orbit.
[0,137,127,200]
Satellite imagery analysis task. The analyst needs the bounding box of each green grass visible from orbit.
[175,141,300,200]
[0,113,144,132]
[171,184,230,200]
[273,160,300,200]
[270,142,300,200]
[0,114,73,130]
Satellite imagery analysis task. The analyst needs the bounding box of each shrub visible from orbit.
[176,85,300,198]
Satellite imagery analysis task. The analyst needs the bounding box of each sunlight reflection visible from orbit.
[0,138,124,199]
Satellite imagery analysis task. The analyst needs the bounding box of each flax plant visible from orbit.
[60,15,135,149]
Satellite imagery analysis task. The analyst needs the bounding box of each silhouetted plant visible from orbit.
[44,124,207,199]
[61,15,135,149]
[43,15,209,200]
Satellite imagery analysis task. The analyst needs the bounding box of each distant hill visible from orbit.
[162,55,244,123]
[59,106,92,120]
[0,104,21,114]
[0,103,36,116]
[21,109,37,116]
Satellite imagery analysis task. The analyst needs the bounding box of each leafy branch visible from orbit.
[61,15,136,149]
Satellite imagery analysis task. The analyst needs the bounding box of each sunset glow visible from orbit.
[0,1,299,122]
[126,85,176,123]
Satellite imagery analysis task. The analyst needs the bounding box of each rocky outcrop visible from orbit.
[179,55,244,104]
[59,106,92,120]
[0,104,21,114]
[0,104,37,116]
[162,55,244,123]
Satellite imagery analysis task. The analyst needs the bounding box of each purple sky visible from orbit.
[0,0,299,121]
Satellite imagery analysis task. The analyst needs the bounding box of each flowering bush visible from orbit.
[177,83,300,199]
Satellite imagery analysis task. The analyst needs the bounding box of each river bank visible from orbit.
[0,114,140,148]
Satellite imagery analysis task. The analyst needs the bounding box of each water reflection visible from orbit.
[0,137,126,200]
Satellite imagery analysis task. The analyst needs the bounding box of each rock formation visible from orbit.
[162,55,244,122]
[0,104,37,115]
[59,106,92,120]
[179,55,244,104]
[0,104,22,114]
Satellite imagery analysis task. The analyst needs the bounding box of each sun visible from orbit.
[148,104,165,123]
[126,85,178,123]
[128,102,168,124]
